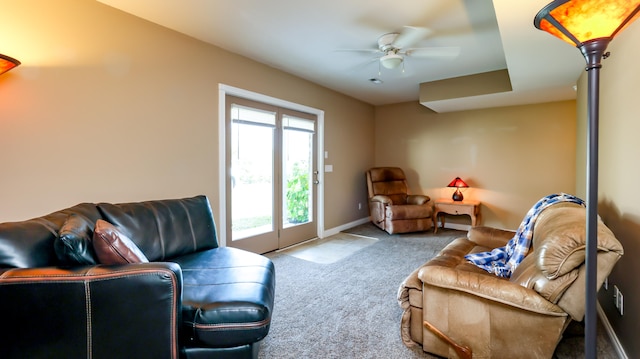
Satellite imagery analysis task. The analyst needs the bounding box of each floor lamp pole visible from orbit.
[581,39,608,359]
[534,2,640,357]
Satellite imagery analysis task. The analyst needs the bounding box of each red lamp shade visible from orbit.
[0,54,20,76]
[534,0,640,47]
[447,177,469,201]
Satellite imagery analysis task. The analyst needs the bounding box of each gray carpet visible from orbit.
[259,223,616,358]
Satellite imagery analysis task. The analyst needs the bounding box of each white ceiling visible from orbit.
[97,0,586,112]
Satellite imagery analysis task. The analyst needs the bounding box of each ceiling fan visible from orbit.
[343,26,460,71]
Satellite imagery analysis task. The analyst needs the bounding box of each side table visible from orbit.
[433,199,480,233]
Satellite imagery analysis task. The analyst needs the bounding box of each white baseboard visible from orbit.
[597,302,627,359]
[324,219,471,237]
[322,217,370,237]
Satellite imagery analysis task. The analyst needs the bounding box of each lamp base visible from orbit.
[452,189,464,201]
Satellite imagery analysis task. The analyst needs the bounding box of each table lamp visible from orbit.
[447,177,468,201]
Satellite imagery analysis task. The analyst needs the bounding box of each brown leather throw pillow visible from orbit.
[92,219,149,265]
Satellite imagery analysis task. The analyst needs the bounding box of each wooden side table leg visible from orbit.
[433,212,438,234]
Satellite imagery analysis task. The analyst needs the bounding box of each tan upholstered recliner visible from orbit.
[366,167,433,234]
[398,202,624,359]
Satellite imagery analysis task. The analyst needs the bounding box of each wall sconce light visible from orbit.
[0,54,21,76]
[447,177,468,201]
[534,1,640,358]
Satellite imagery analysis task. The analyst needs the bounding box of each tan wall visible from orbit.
[588,22,640,359]
[0,0,374,232]
[374,100,577,229]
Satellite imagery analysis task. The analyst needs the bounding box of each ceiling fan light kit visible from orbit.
[341,26,460,78]
[380,52,403,69]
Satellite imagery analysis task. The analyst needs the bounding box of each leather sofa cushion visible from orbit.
[54,214,98,266]
[510,254,578,303]
[93,220,149,265]
[172,247,275,348]
[533,206,623,279]
[367,167,408,205]
[368,167,405,182]
[97,195,218,261]
[0,203,101,268]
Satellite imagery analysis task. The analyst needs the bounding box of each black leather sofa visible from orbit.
[0,195,275,359]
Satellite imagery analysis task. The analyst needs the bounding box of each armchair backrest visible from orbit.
[366,167,408,205]
[510,203,623,320]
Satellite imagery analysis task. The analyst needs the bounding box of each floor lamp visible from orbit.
[534,1,640,358]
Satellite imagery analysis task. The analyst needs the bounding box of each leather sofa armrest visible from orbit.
[467,226,515,249]
[407,194,430,205]
[0,263,182,359]
[418,264,565,316]
[370,195,392,205]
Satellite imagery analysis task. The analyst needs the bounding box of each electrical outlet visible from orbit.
[358,203,362,210]
[618,291,624,315]
[613,285,624,315]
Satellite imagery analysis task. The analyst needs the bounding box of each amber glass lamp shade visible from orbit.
[0,54,20,75]
[447,177,468,202]
[534,0,640,47]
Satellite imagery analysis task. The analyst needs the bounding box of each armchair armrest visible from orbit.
[370,195,392,205]
[407,194,430,205]
[0,262,182,359]
[467,226,515,249]
[418,264,565,316]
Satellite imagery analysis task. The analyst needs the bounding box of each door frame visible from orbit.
[218,84,325,248]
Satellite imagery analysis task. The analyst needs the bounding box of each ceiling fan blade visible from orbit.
[346,57,380,73]
[405,47,461,58]
[334,48,381,54]
[392,26,432,49]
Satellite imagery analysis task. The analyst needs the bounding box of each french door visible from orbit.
[225,96,318,253]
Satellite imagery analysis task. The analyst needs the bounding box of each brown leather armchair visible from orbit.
[398,202,624,358]
[366,167,433,234]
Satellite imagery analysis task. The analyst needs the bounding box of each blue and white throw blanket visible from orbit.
[465,193,585,278]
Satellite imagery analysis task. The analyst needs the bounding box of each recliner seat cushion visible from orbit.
[171,247,275,348]
[386,204,432,220]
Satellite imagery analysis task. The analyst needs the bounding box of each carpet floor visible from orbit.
[259,223,617,359]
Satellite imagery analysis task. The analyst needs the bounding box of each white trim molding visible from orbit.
[597,302,628,359]
[323,217,370,237]
[218,84,325,246]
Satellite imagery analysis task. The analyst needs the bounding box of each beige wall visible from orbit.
[0,0,374,232]
[374,100,577,229]
[585,22,640,359]
[2,1,636,355]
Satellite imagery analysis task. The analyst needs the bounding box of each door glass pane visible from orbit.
[231,105,276,240]
[282,116,314,228]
